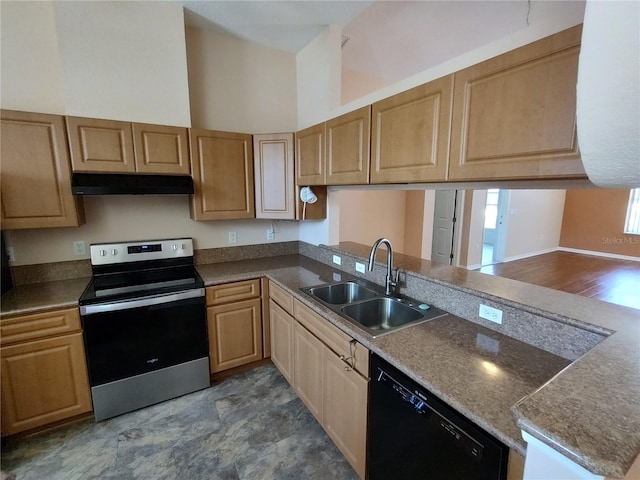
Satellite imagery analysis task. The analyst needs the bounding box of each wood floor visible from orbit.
[478,251,640,310]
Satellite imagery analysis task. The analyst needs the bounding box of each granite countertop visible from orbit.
[2,252,638,477]
[197,255,571,457]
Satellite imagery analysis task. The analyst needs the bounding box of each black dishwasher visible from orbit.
[368,354,508,480]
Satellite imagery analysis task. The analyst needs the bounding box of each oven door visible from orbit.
[80,288,208,387]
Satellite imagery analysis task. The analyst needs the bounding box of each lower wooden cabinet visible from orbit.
[0,308,91,436]
[269,299,295,385]
[293,321,324,422]
[323,344,368,479]
[269,281,369,479]
[206,279,263,373]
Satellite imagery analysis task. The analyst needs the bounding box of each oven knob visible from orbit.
[181,243,186,250]
[99,249,107,256]
[171,244,178,251]
[111,249,118,256]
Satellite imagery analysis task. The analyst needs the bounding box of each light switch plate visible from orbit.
[332,255,342,265]
[355,262,366,273]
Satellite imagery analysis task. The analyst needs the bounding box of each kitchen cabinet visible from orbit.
[0,307,92,436]
[293,321,324,422]
[66,116,136,173]
[253,133,295,219]
[448,25,585,181]
[190,129,255,221]
[322,343,368,479]
[269,281,295,384]
[295,123,325,186]
[206,280,263,373]
[67,116,190,175]
[0,110,85,230]
[132,123,190,175]
[370,75,453,184]
[326,106,371,185]
[268,280,369,478]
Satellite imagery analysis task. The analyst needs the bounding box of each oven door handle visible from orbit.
[80,288,205,316]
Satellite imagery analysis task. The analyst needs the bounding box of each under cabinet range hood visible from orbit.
[71,173,194,195]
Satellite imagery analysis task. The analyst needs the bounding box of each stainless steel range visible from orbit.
[79,238,209,421]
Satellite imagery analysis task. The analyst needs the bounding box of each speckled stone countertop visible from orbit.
[2,250,638,477]
[197,255,571,457]
[0,277,90,316]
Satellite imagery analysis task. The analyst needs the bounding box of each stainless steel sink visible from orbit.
[340,297,424,331]
[306,282,378,304]
[300,280,447,337]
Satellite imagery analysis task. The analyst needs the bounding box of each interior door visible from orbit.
[431,190,457,265]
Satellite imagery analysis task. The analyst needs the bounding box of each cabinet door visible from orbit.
[295,123,325,186]
[326,106,371,185]
[208,298,263,373]
[323,346,368,479]
[66,116,135,173]
[269,299,294,385]
[190,129,255,220]
[132,123,190,175]
[1,332,92,435]
[449,25,585,181]
[0,110,85,229]
[253,133,295,219]
[293,321,324,423]
[371,76,453,183]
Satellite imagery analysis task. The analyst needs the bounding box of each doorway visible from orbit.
[482,189,509,266]
[431,190,458,265]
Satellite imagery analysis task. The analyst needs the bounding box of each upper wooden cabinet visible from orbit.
[326,106,371,185]
[66,116,136,173]
[190,129,255,221]
[253,133,295,219]
[449,25,585,181]
[371,75,453,183]
[132,123,190,175]
[295,123,325,186]
[66,116,190,175]
[0,110,85,230]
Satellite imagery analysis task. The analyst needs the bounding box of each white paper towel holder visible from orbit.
[300,187,318,220]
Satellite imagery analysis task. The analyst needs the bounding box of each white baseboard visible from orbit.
[557,247,640,262]
[466,263,482,270]
[502,247,559,263]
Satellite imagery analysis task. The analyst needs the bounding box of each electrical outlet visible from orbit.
[332,255,342,266]
[228,231,237,244]
[266,229,275,241]
[479,304,503,324]
[355,262,366,273]
[73,241,86,256]
[6,247,15,262]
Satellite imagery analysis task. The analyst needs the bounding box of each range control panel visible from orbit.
[89,238,194,266]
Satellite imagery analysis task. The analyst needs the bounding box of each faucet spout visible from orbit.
[368,238,397,295]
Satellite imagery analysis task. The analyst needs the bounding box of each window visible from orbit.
[484,189,500,229]
[624,188,640,235]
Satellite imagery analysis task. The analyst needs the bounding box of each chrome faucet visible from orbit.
[368,238,399,295]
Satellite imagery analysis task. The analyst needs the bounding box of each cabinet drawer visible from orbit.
[0,308,81,346]
[206,279,261,306]
[294,299,369,378]
[269,281,294,315]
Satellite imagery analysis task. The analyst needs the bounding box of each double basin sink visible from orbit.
[301,280,447,337]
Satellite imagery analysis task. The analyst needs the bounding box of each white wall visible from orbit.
[52,1,191,126]
[4,196,299,265]
[422,190,436,259]
[185,26,297,133]
[504,190,566,261]
[341,67,387,105]
[296,25,342,129]
[466,190,488,268]
[0,1,66,113]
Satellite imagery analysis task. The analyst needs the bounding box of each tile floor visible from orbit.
[1,365,358,480]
